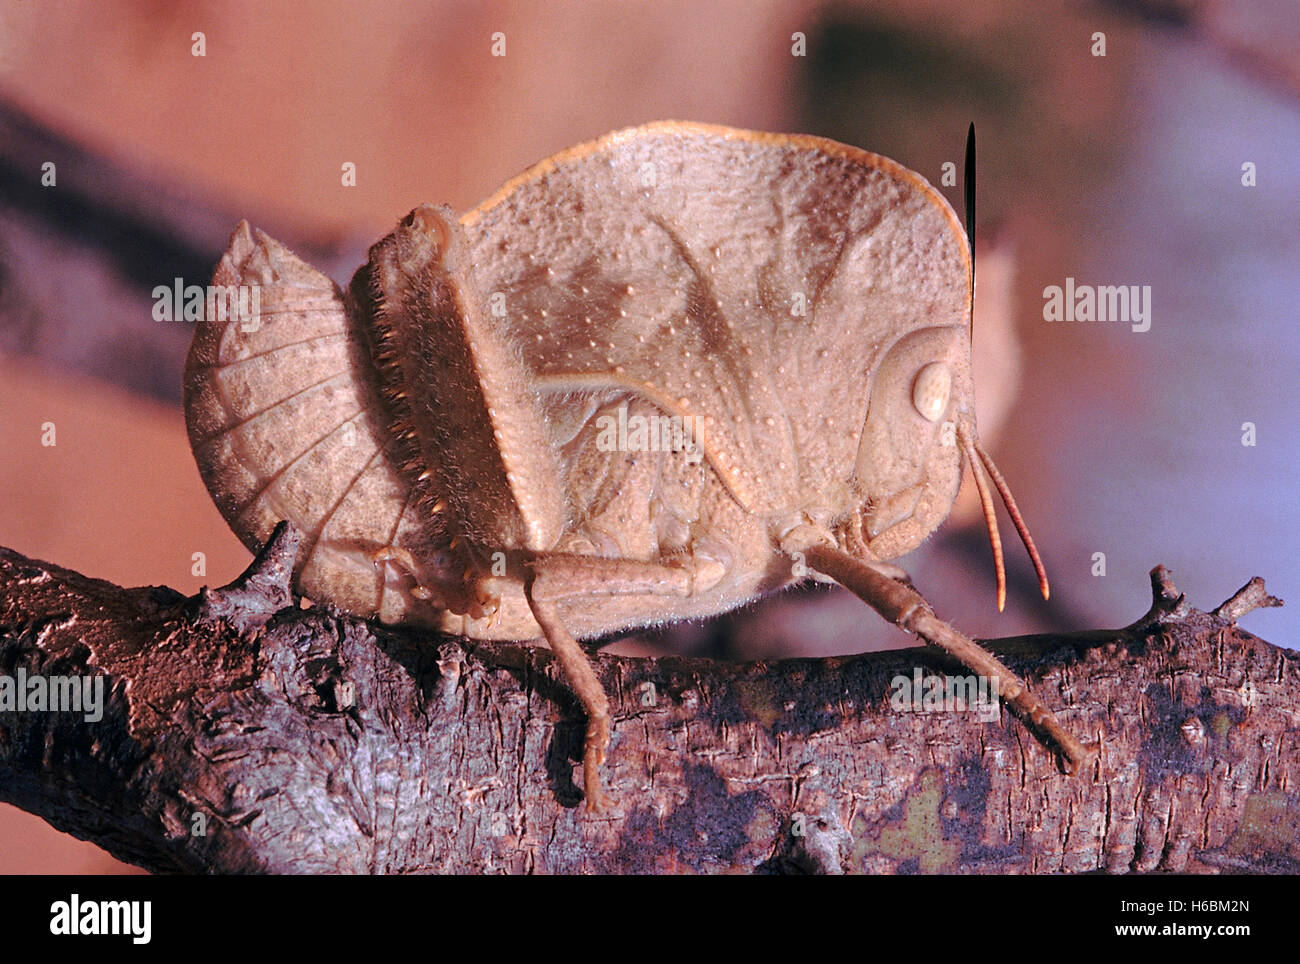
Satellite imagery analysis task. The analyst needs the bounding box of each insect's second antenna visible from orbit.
[976,435,1051,605]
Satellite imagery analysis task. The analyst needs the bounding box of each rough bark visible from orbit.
[0,522,1291,874]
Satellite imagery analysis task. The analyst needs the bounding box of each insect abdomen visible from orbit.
[184,222,453,625]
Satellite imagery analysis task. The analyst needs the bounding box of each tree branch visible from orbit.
[0,523,1291,874]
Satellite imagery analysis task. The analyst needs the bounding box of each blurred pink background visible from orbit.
[0,0,1295,872]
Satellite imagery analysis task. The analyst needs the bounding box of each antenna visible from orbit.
[964,122,976,333]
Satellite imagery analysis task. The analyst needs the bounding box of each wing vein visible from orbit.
[299,447,385,581]
[195,369,353,444]
[231,411,369,521]
[188,331,354,372]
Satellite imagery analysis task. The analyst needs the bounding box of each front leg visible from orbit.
[791,540,1096,775]
[526,553,727,812]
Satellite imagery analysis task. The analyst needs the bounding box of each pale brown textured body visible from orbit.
[186,123,967,639]
[185,122,1087,808]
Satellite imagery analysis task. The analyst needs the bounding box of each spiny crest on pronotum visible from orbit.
[184,121,1091,813]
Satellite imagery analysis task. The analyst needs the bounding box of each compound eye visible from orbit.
[911,362,952,422]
